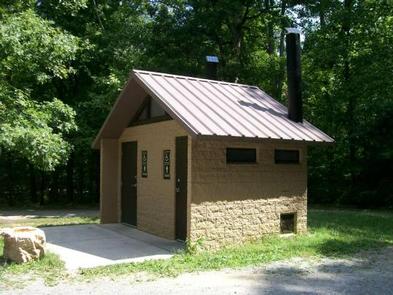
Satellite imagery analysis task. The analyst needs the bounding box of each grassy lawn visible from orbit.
[81,209,393,279]
[0,216,99,229]
[1,208,392,286]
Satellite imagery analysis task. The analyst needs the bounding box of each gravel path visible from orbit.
[3,247,393,295]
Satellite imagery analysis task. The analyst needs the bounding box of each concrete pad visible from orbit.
[43,224,183,271]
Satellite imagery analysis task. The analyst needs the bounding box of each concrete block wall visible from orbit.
[190,138,308,249]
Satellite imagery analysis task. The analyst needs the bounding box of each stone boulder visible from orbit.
[0,226,46,263]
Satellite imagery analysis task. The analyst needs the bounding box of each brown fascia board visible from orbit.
[195,134,335,146]
[91,77,147,149]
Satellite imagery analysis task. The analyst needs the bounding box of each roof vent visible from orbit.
[286,28,303,123]
[205,55,219,80]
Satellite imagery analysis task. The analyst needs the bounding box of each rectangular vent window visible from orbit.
[275,149,300,164]
[226,148,257,164]
[280,213,295,234]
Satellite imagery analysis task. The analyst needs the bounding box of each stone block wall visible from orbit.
[190,196,307,249]
[190,138,308,249]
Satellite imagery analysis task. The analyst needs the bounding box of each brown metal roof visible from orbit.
[132,70,334,143]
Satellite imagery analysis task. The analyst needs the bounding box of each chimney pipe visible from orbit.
[286,28,303,123]
[205,55,219,80]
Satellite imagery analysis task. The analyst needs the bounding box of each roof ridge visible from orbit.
[133,69,259,89]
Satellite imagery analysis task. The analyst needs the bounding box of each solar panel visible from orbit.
[206,55,219,63]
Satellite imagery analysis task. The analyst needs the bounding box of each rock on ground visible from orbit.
[1,227,46,263]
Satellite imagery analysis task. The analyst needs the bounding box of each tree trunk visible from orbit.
[39,171,46,206]
[265,0,275,55]
[48,170,59,204]
[78,157,85,201]
[94,151,100,203]
[29,164,37,204]
[6,156,15,206]
[66,152,75,203]
[319,0,326,28]
[275,0,287,100]
[342,0,356,187]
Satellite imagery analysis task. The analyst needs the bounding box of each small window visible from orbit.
[280,213,295,233]
[226,148,257,164]
[151,99,166,117]
[130,96,169,126]
[275,149,299,164]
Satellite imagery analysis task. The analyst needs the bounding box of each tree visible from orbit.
[302,0,393,206]
[0,9,81,171]
[1,0,391,208]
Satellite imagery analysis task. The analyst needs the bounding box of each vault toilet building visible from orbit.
[93,30,333,248]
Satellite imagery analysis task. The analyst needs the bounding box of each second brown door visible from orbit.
[175,136,188,241]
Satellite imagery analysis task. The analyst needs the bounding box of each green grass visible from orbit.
[0,246,66,287]
[80,209,393,279]
[1,209,393,286]
[0,216,99,229]
[0,215,98,287]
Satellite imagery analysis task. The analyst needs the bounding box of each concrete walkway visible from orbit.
[43,224,183,270]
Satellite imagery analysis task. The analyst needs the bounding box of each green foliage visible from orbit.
[0,10,80,85]
[0,0,391,206]
[302,0,393,206]
[0,86,76,170]
[0,9,80,171]
[185,237,204,255]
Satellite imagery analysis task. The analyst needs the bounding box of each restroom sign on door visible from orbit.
[163,150,170,179]
[142,150,148,178]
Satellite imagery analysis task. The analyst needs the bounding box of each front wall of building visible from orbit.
[190,138,308,249]
[119,120,189,239]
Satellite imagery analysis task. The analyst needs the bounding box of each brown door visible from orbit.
[121,141,137,226]
[175,136,188,241]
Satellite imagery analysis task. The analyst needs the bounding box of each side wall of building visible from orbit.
[190,138,308,249]
[119,120,189,239]
[100,138,120,223]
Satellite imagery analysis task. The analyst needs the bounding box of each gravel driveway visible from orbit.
[4,247,393,295]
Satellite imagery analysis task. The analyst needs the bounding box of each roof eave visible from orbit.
[132,70,199,139]
[194,134,335,145]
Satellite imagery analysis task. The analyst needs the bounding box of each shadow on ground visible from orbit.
[241,241,393,295]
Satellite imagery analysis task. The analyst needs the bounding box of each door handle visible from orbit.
[176,187,180,193]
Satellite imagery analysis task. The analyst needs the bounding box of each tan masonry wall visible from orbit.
[100,138,120,223]
[190,138,308,249]
[119,120,189,240]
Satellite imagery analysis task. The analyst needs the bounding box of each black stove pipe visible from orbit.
[286,29,303,123]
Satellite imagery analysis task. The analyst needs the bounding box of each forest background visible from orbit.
[0,0,392,208]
